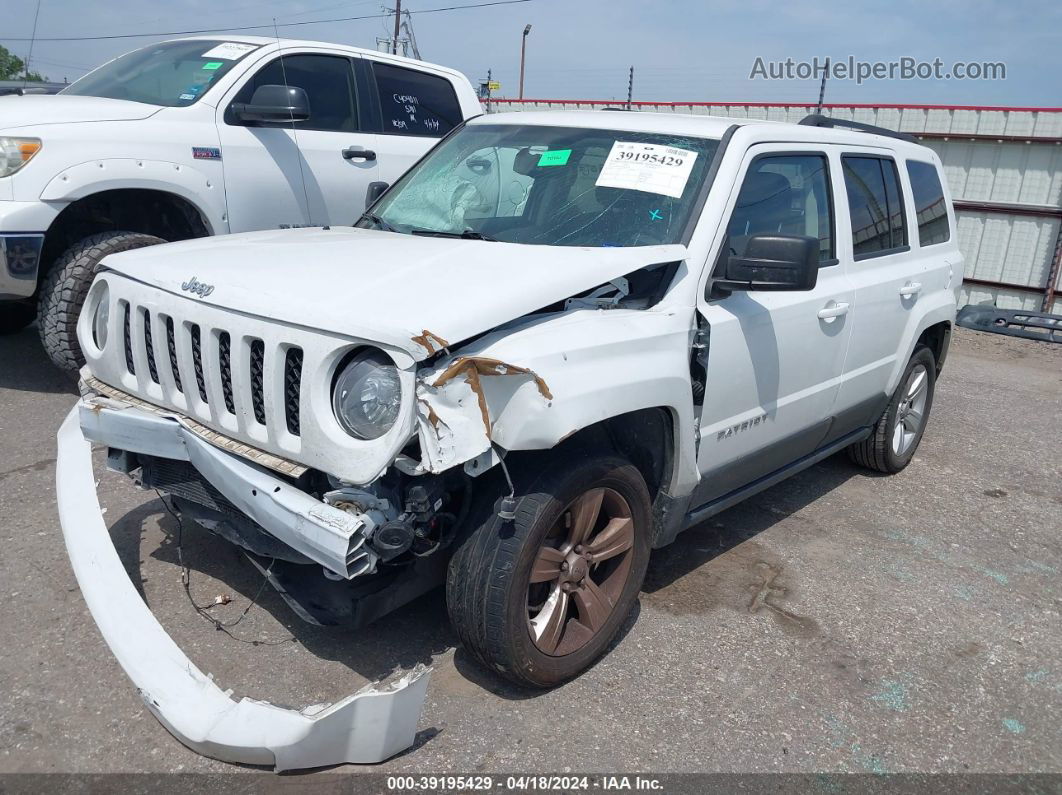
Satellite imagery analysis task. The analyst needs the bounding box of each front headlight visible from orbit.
[0,137,42,177]
[332,349,402,440]
[91,284,109,350]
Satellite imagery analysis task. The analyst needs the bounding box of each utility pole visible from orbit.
[519,24,531,100]
[402,9,422,60]
[392,0,402,55]
[486,68,493,112]
[626,66,634,109]
[814,57,829,115]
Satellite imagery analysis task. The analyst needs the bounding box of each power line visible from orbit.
[0,0,532,43]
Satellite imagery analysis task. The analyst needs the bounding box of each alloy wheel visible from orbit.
[892,363,929,456]
[527,488,635,657]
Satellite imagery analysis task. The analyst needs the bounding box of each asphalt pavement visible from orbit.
[0,324,1059,776]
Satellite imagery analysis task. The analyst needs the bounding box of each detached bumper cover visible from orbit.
[56,407,432,771]
[77,388,380,579]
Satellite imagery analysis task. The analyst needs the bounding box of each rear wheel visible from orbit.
[0,302,36,335]
[847,345,936,473]
[447,454,651,688]
[38,231,166,372]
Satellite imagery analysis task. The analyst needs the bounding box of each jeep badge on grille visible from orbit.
[181,277,215,298]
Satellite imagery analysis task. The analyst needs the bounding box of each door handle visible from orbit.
[899,282,922,297]
[817,301,850,320]
[342,147,376,161]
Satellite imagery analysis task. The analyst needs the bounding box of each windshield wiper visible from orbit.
[357,211,398,233]
[410,227,498,242]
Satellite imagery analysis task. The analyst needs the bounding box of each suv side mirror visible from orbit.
[365,181,389,206]
[231,85,311,124]
[712,234,819,295]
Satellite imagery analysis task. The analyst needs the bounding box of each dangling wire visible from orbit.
[156,491,295,647]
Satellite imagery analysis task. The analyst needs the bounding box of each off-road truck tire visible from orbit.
[847,344,936,474]
[38,231,166,372]
[447,453,652,688]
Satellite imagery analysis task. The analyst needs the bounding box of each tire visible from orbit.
[0,302,36,335]
[37,231,166,372]
[447,453,652,688]
[847,345,936,474]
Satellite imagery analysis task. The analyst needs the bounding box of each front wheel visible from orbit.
[37,231,166,372]
[447,454,652,688]
[847,345,936,473]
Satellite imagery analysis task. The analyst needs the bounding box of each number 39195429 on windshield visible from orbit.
[617,151,686,166]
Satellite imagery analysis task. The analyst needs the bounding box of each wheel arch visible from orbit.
[886,296,957,394]
[916,319,952,375]
[39,187,213,282]
[527,406,678,503]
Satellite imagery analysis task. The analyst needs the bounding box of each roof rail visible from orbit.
[798,113,919,144]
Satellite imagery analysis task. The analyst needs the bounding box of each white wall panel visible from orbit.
[922,140,1062,206]
[956,213,1059,287]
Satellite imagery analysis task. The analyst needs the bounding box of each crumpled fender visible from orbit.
[415,356,553,471]
[56,407,431,771]
[413,307,700,497]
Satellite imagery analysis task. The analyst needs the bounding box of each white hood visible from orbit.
[101,227,687,359]
[0,94,161,130]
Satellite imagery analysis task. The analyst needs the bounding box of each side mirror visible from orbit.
[231,85,310,124]
[365,181,389,207]
[712,235,819,295]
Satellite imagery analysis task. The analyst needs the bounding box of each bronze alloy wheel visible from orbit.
[526,487,635,657]
[446,454,651,687]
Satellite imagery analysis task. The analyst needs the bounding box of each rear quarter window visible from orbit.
[372,63,462,137]
[906,160,951,246]
[842,155,908,259]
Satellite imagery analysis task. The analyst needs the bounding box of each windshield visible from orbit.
[62,40,261,107]
[362,123,720,247]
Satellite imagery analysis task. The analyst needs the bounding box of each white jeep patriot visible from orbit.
[56,110,962,769]
[0,35,480,370]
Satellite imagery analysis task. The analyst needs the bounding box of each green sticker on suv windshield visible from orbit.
[202,61,224,71]
[538,149,571,167]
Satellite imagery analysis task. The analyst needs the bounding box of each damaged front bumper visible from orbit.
[56,406,432,770]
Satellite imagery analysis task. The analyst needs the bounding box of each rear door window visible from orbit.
[372,63,461,137]
[842,155,908,258]
[906,160,951,246]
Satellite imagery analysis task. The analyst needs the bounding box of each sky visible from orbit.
[3,0,1060,107]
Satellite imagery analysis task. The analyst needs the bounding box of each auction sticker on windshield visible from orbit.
[201,42,259,60]
[595,141,698,198]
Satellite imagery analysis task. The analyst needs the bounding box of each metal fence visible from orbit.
[488,99,1062,313]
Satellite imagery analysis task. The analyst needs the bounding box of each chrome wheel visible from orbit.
[527,488,635,657]
[892,363,929,456]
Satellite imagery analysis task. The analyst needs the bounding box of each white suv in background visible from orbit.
[0,36,481,369]
[57,110,962,769]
